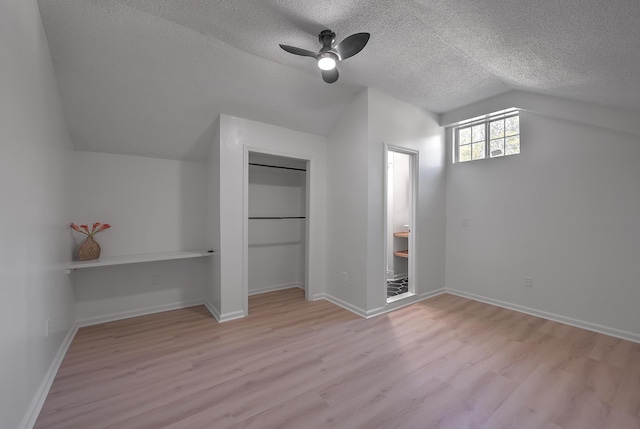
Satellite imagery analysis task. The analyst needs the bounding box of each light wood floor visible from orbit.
[35,289,640,429]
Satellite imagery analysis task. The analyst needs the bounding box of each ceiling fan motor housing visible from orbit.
[318,30,336,53]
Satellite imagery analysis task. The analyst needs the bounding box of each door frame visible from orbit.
[243,147,313,315]
[383,144,419,304]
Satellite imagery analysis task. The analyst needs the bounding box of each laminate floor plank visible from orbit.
[34,289,640,429]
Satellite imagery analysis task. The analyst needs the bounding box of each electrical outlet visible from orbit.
[524,277,533,287]
[342,272,348,284]
[45,319,50,337]
[462,218,469,227]
[151,275,160,286]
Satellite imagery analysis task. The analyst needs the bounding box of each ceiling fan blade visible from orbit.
[335,33,370,60]
[279,44,318,58]
[321,68,339,84]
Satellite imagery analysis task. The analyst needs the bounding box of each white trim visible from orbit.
[369,288,446,318]
[202,300,245,322]
[446,288,640,344]
[449,108,519,129]
[419,288,447,300]
[313,293,368,318]
[19,322,79,429]
[386,292,414,304]
[365,306,388,317]
[76,300,203,327]
[383,145,391,304]
[242,147,249,318]
[313,289,446,320]
[243,147,316,308]
[203,299,221,322]
[217,310,246,323]
[248,283,303,296]
[383,144,419,305]
[304,157,313,300]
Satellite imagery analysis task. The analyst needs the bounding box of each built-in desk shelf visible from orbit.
[393,231,409,238]
[66,250,215,273]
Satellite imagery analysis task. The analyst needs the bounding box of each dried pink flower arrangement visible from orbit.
[70,222,111,238]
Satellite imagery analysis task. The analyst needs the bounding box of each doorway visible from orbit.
[385,146,417,303]
[244,151,309,314]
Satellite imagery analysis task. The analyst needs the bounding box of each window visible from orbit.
[455,112,520,163]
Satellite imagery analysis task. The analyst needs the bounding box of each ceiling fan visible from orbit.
[279,30,370,84]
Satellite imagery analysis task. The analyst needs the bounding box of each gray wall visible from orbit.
[444,91,640,338]
[325,88,448,314]
[70,151,209,324]
[0,1,76,427]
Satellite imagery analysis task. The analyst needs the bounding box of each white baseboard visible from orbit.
[248,282,303,296]
[419,288,447,301]
[446,288,640,344]
[313,288,446,319]
[76,300,203,327]
[218,310,246,322]
[366,288,446,318]
[313,293,368,318]
[19,322,79,429]
[366,305,387,317]
[203,299,221,322]
[203,299,246,323]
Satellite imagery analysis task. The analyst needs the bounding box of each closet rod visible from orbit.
[249,216,306,220]
[248,163,306,172]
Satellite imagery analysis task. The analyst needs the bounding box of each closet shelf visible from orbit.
[249,216,305,219]
[66,250,215,273]
[249,163,306,172]
[393,231,409,238]
[394,250,409,259]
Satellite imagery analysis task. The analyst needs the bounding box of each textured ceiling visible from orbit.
[38,0,640,160]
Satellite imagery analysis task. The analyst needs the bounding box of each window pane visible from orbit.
[457,113,520,163]
[459,144,472,162]
[472,125,485,143]
[459,127,471,144]
[506,136,520,155]
[472,142,485,160]
[490,138,504,157]
[490,119,504,139]
[505,116,519,137]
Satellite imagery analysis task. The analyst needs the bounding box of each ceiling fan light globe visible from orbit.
[318,56,337,70]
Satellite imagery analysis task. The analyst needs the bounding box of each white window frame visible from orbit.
[454,111,521,163]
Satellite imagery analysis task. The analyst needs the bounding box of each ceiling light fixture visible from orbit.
[317,52,338,70]
[279,30,370,83]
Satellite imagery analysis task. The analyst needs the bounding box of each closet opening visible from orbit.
[384,146,417,304]
[245,152,308,312]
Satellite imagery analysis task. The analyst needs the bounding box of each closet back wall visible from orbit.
[248,164,306,294]
[71,151,208,324]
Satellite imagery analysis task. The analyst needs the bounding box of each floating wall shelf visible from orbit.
[66,250,215,273]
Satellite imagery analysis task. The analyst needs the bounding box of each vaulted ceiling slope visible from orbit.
[38,0,640,160]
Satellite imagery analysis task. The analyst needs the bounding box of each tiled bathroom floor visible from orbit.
[387,277,408,298]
